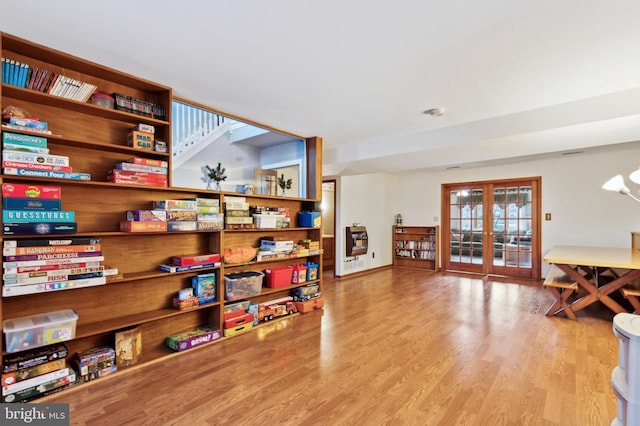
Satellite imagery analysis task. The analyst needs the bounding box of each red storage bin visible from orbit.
[265,266,294,288]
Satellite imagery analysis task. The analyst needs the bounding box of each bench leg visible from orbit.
[545,287,577,320]
[624,294,640,314]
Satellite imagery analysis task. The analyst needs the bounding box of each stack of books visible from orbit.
[107,156,168,187]
[2,132,91,180]
[1,343,77,403]
[1,56,97,102]
[2,237,106,297]
[1,182,79,236]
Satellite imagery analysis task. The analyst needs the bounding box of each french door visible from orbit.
[442,177,541,280]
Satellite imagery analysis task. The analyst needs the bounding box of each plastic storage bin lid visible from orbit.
[3,309,78,333]
[613,312,640,339]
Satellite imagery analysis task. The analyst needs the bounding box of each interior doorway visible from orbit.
[321,180,336,275]
[441,177,541,280]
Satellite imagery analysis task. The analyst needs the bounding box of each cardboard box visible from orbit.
[173,296,200,310]
[127,130,154,151]
[120,221,168,232]
[115,326,142,367]
[192,273,216,304]
[166,327,221,352]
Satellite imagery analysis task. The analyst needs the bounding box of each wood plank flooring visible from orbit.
[43,268,620,425]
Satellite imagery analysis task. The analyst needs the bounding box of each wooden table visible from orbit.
[543,245,640,316]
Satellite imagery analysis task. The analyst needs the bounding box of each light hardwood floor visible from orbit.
[44,268,621,425]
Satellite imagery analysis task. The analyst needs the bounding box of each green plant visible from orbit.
[205,162,227,183]
[278,174,292,192]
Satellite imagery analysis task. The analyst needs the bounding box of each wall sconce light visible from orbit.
[603,174,640,204]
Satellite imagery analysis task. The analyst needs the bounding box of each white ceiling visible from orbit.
[3,1,640,176]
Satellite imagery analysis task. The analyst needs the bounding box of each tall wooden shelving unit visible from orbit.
[392,225,439,271]
[0,33,322,400]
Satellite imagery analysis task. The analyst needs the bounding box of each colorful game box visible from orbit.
[192,272,216,304]
[165,327,221,352]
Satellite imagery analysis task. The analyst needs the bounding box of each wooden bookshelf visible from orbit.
[392,225,439,271]
[0,32,323,401]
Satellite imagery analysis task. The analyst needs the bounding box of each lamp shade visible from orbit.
[630,170,640,184]
[603,175,630,194]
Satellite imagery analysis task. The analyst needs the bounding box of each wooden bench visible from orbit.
[621,287,640,314]
[543,281,579,320]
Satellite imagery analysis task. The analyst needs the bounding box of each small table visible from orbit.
[543,245,640,316]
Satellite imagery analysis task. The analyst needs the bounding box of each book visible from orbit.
[3,255,105,268]
[3,210,75,223]
[1,183,62,199]
[1,57,5,83]
[2,276,107,297]
[2,197,62,211]
[3,160,73,173]
[3,169,91,180]
[158,262,220,273]
[3,243,101,256]
[7,60,15,85]
[26,67,40,89]
[4,237,101,248]
[2,222,78,235]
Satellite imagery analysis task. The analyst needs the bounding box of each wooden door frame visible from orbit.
[441,177,541,280]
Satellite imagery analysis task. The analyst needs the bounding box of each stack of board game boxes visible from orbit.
[107,155,168,188]
[2,182,77,236]
[120,198,223,233]
[1,343,76,403]
[224,196,254,229]
[2,236,106,297]
[1,132,91,181]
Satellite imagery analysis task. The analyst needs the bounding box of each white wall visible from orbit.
[332,144,640,278]
[334,173,395,276]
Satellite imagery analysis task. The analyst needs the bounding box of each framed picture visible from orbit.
[255,168,277,196]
